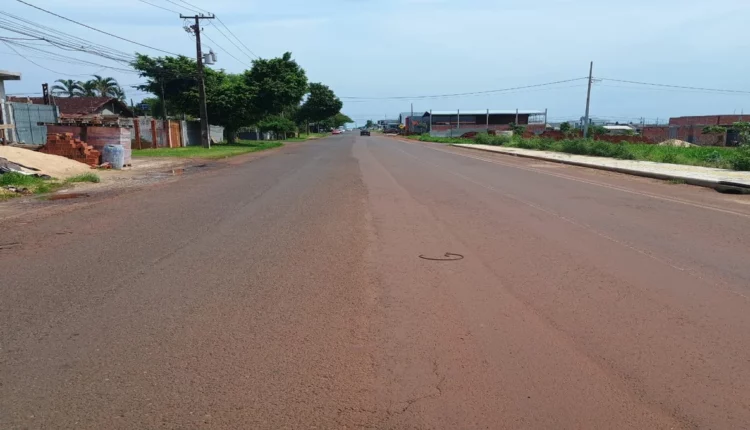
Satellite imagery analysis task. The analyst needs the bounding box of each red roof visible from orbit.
[7,96,134,117]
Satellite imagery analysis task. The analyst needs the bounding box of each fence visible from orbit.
[1,102,59,145]
[128,117,225,148]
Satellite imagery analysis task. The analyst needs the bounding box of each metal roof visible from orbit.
[424,110,546,116]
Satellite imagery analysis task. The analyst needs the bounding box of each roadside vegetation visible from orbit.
[0,171,100,200]
[132,53,352,142]
[416,134,750,171]
[65,173,101,184]
[133,140,282,159]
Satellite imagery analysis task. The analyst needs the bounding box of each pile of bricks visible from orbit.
[40,133,101,166]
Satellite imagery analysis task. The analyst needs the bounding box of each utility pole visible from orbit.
[583,61,593,138]
[181,14,215,148]
[410,103,414,134]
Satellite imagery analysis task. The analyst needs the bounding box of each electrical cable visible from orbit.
[206,21,255,62]
[14,0,181,56]
[340,78,588,100]
[200,32,252,68]
[135,0,181,14]
[598,77,750,95]
[2,40,94,76]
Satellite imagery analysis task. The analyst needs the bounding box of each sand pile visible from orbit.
[658,139,696,147]
[0,146,91,179]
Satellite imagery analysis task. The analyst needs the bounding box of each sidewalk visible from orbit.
[454,144,750,192]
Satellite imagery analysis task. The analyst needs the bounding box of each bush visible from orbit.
[560,139,588,155]
[730,148,750,171]
[474,133,511,146]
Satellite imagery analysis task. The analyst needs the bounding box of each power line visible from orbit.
[161,0,260,59]
[1,40,138,73]
[206,21,255,62]
[169,0,212,15]
[163,0,203,14]
[0,13,136,63]
[201,32,252,67]
[15,0,182,56]
[216,17,258,59]
[135,0,181,14]
[2,40,94,76]
[340,78,589,100]
[598,77,750,95]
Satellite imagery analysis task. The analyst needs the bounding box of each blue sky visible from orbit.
[2,0,750,125]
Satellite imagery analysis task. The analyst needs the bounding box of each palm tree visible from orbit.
[74,80,98,97]
[51,79,81,97]
[111,85,126,101]
[89,75,120,97]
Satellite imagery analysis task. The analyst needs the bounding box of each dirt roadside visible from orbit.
[0,142,295,222]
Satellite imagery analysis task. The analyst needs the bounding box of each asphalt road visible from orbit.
[2,133,750,429]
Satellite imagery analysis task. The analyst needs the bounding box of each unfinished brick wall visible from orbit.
[669,115,749,126]
[641,126,669,143]
[40,133,100,166]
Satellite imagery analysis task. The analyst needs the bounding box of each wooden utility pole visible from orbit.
[181,14,215,148]
[583,61,593,138]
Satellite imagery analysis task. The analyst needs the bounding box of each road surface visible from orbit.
[2,133,750,429]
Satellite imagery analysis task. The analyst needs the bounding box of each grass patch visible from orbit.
[416,133,750,171]
[668,178,687,185]
[418,135,472,144]
[133,140,283,159]
[65,173,100,184]
[0,172,62,196]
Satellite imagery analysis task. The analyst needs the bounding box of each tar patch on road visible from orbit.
[419,252,464,261]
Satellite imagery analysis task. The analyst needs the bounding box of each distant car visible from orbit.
[332,129,342,135]
[360,129,370,136]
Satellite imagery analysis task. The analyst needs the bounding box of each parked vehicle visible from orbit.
[332,129,342,135]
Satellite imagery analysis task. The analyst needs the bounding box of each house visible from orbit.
[424,110,547,137]
[602,125,636,135]
[7,96,135,118]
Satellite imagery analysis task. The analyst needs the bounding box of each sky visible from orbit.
[2,0,750,125]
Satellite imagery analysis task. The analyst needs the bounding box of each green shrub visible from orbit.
[730,149,750,171]
[560,139,588,155]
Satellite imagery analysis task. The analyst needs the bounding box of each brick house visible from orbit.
[7,96,134,118]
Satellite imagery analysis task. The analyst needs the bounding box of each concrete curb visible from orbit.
[452,144,750,194]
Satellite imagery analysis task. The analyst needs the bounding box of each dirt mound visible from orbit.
[658,139,696,147]
[0,146,91,179]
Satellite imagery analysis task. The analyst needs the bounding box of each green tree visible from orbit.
[508,122,526,136]
[257,115,297,139]
[132,54,206,117]
[320,112,353,130]
[731,121,750,147]
[51,79,81,97]
[208,74,257,142]
[365,120,374,129]
[244,52,308,117]
[559,122,571,133]
[298,83,342,125]
[588,124,608,137]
